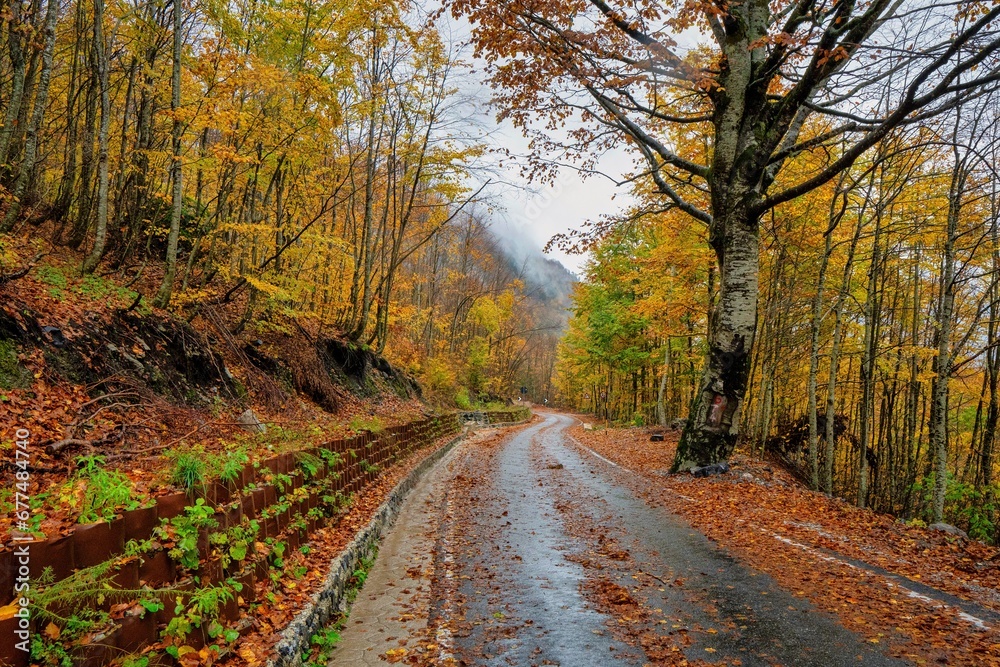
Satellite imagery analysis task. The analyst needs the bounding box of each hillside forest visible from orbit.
[0,0,573,410]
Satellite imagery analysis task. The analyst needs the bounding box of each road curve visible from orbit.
[333,412,910,666]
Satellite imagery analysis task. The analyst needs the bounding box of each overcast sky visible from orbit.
[433,10,639,277]
[434,8,706,277]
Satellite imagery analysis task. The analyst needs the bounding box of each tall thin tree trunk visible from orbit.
[154,0,184,307]
[930,145,965,524]
[82,0,111,274]
[1,0,58,232]
[808,204,840,490]
[657,343,670,427]
[0,0,27,169]
[858,209,883,509]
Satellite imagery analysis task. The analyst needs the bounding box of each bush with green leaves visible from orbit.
[296,451,323,479]
[909,473,999,543]
[154,498,218,570]
[455,387,472,410]
[318,447,342,468]
[73,455,141,523]
[27,558,169,666]
[213,445,250,486]
[31,608,111,666]
[163,579,242,653]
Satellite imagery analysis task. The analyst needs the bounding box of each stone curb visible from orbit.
[267,431,466,667]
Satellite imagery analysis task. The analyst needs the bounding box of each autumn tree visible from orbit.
[451,0,1000,470]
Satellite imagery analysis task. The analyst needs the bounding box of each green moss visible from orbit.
[349,415,384,433]
[0,340,30,390]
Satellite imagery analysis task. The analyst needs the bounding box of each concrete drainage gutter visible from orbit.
[267,431,466,667]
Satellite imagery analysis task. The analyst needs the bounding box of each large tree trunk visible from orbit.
[672,217,758,471]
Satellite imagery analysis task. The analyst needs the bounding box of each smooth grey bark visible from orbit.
[674,220,759,470]
[808,185,851,490]
[857,205,883,508]
[82,0,111,274]
[0,0,27,169]
[1,0,58,232]
[657,344,670,427]
[930,144,967,523]
[808,227,834,489]
[154,0,184,306]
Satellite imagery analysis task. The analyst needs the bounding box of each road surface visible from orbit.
[331,412,909,666]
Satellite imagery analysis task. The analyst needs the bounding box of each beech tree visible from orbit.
[451,0,1000,470]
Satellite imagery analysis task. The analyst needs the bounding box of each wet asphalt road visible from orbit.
[439,412,910,667]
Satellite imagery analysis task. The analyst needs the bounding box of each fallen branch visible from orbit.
[0,252,44,285]
[46,428,124,455]
[116,291,144,315]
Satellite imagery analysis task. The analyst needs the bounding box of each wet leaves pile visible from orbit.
[570,422,1000,666]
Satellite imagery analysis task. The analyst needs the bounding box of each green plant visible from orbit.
[321,490,352,513]
[345,549,377,604]
[163,579,242,651]
[214,445,250,486]
[909,474,999,543]
[303,626,343,667]
[0,339,30,390]
[297,451,323,479]
[155,498,218,570]
[455,387,473,410]
[37,265,68,289]
[214,520,257,568]
[27,560,167,666]
[138,597,165,616]
[121,656,151,667]
[270,540,287,568]
[76,272,138,306]
[272,472,293,493]
[349,415,384,433]
[360,460,379,474]
[290,513,308,533]
[73,455,140,523]
[31,608,111,666]
[168,447,208,494]
[318,448,342,467]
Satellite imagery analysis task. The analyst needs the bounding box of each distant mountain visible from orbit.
[491,230,577,323]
